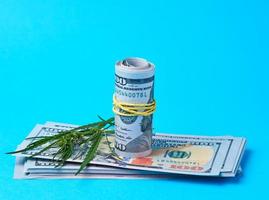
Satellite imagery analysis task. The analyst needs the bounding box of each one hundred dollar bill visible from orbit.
[14,157,166,179]
[44,121,246,175]
[114,58,155,158]
[24,158,152,175]
[14,124,242,176]
[34,121,247,177]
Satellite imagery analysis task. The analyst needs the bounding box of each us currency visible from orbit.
[34,121,247,176]
[14,157,165,179]
[13,122,246,178]
[21,137,226,176]
[24,158,153,175]
[158,134,246,176]
[45,121,246,177]
[14,123,245,177]
[114,57,155,158]
[15,156,242,179]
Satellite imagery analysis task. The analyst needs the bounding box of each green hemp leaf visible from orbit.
[7,116,115,175]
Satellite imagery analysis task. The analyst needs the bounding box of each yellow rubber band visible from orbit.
[113,95,156,116]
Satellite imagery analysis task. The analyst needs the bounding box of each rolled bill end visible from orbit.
[114,57,155,158]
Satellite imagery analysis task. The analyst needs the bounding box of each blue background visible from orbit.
[0,0,268,199]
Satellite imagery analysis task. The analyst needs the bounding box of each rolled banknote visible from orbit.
[114,57,155,158]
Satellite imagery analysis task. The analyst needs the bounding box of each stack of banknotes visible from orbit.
[13,121,246,179]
